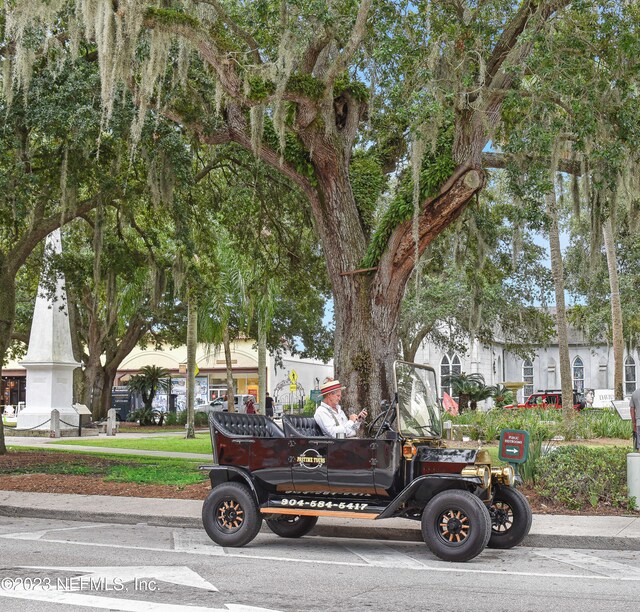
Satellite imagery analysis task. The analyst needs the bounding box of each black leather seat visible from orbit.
[209,411,284,438]
[282,414,324,437]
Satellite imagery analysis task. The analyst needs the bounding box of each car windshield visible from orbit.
[394,361,442,438]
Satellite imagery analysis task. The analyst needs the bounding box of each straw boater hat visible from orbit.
[319,379,345,396]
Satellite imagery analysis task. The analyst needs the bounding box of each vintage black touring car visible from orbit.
[202,361,532,562]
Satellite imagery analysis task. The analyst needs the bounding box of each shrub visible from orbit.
[584,409,634,439]
[535,446,634,510]
[176,410,208,426]
[164,412,178,426]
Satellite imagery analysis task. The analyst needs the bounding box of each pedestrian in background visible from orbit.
[245,396,258,414]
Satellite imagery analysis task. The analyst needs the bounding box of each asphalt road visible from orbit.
[0,517,639,612]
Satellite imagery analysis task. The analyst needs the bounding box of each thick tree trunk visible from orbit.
[603,218,624,400]
[84,360,105,419]
[546,189,574,420]
[223,326,235,412]
[311,158,484,415]
[186,291,197,438]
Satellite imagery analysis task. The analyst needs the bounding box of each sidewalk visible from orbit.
[3,434,640,551]
[1,490,639,551]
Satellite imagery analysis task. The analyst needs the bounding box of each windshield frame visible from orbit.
[393,360,442,439]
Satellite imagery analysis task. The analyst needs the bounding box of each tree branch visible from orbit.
[324,0,373,88]
[485,0,572,89]
[482,151,582,176]
[7,194,105,277]
[193,0,263,64]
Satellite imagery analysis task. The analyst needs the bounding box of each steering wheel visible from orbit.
[367,400,397,439]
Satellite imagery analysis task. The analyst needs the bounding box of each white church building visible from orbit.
[416,321,639,405]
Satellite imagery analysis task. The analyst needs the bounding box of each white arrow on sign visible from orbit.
[505,448,519,455]
[20,566,217,591]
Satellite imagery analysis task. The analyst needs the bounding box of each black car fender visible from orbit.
[206,466,266,504]
[376,474,483,520]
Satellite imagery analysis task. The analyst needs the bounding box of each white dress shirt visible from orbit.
[314,402,359,438]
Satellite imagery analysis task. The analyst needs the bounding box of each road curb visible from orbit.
[2,503,639,551]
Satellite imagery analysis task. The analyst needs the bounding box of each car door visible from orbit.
[326,438,376,495]
[290,438,330,492]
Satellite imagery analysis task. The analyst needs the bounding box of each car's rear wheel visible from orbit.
[265,515,318,538]
[487,485,532,549]
[202,482,262,547]
[421,490,491,562]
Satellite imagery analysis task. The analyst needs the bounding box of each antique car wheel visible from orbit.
[487,485,532,549]
[265,515,318,538]
[202,482,262,547]
[421,490,491,562]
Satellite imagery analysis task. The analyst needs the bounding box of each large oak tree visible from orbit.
[6,0,621,410]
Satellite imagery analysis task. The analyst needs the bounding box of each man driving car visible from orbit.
[314,378,367,438]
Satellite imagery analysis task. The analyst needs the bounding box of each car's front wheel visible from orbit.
[265,515,318,538]
[202,482,262,547]
[487,485,532,549]
[421,490,491,562]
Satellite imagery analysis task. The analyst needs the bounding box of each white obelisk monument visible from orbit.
[17,229,80,431]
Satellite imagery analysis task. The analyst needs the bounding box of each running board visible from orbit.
[261,495,386,519]
[261,507,380,520]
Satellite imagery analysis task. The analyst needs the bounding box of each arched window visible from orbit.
[441,354,461,399]
[572,356,584,393]
[522,360,534,401]
[625,356,637,396]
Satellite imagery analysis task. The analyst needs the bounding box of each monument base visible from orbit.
[16,410,79,432]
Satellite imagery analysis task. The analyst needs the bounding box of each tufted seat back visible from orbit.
[282,414,324,437]
[209,411,284,438]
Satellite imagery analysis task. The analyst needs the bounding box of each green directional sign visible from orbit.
[310,390,323,403]
[498,429,530,464]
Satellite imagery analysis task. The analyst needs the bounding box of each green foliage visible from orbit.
[126,406,162,427]
[334,74,368,103]
[127,366,171,412]
[286,74,324,101]
[362,149,456,268]
[451,408,634,442]
[492,385,515,409]
[302,398,317,416]
[519,434,548,486]
[143,7,200,30]
[536,446,634,510]
[443,372,491,413]
[350,152,387,235]
[247,76,276,102]
[179,409,209,427]
[3,450,206,487]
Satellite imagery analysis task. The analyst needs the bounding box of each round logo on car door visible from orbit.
[296,448,326,470]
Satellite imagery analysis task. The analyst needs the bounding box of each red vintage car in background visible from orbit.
[505,389,585,411]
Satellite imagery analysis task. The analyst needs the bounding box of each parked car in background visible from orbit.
[197,394,257,414]
[505,389,585,411]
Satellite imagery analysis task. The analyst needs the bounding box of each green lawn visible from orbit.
[3,449,208,486]
[52,434,213,454]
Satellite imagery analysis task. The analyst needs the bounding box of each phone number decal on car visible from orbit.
[279,499,369,510]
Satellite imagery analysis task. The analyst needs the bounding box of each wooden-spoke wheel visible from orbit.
[437,508,471,544]
[202,482,262,547]
[421,490,491,562]
[216,499,245,532]
[488,485,532,549]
